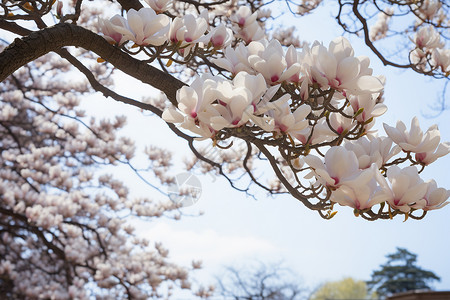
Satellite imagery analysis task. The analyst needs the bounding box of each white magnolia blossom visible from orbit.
[330,165,389,210]
[248,39,302,84]
[412,26,444,50]
[304,146,375,189]
[144,0,172,13]
[264,95,311,136]
[344,136,401,169]
[212,44,254,75]
[382,166,429,213]
[306,37,384,96]
[431,48,450,73]
[98,15,129,45]
[100,8,170,46]
[369,8,393,41]
[230,6,265,43]
[207,24,234,49]
[413,179,450,211]
[169,14,208,45]
[383,117,444,154]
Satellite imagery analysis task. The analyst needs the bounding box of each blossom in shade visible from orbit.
[412,26,444,50]
[162,75,220,139]
[304,146,374,189]
[169,14,208,45]
[412,180,450,211]
[207,24,233,49]
[211,44,254,75]
[120,8,170,46]
[331,165,390,210]
[431,48,450,73]
[414,141,450,166]
[264,95,311,138]
[144,0,172,13]
[383,166,428,213]
[99,15,129,45]
[344,136,401,169]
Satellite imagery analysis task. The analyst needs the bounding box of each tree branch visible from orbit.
[0,23,185,105]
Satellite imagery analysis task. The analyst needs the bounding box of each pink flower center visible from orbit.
[271,75,279,83]
[190,111,197,118]
[331,177,340,185]
[212,35,225,47]
[185,37,192,43]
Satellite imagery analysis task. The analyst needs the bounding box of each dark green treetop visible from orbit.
[367,248,440,298]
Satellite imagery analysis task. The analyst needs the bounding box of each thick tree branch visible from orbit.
[0,23,184,105]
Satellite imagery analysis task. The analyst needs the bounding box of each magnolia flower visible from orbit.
[344,136,401,169]
[207,24,233,49]
[417,0,442,21]
[307,37,384,95]
[431,48,450,73]
[209,80,254,130]
[248,40,301,85]
[230,6,257,28]
[162,75,220,139]
[235,21,265,43]
[117,8,170,46]
[144,0,172,13]
[383,117,443,154]
[383,166,428,213]
[304,146,374,189]
[369,8,393,41]
[412,180,450,211]
[169,14,208,45]
[99,15,129,45]
[412,26,444,50]
[349,93,387,123]
[263,95,311,138]
[212,44,254,75]
[331,165,389,210]
[415,142,450,165]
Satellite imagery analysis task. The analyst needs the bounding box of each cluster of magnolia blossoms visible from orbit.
[99,1,449,217]
[163,36,385,143]
[410,25,449,74]
[99,0,242,55]
[303,124,450,214]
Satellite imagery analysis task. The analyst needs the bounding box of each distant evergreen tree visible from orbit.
[367,248,440,298]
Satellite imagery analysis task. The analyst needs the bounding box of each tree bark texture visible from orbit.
[0,23,184,105]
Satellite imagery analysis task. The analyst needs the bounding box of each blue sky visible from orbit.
[79,2,450,297]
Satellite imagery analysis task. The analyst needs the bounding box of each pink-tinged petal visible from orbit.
[209,116,231,131]
[336,57,360,85]
[280,63,302,82]
[408,117,423,145]
[303,155,325,171]
[162,107,184,123]
[383,123,405,144]
[355,75,384,93]
[318,48,337,79]
[400,182,428,204]
[371,103,387,117]
[329,37,354,61]
[285,45,298,66]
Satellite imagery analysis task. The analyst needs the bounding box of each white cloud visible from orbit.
[137,222,280,267]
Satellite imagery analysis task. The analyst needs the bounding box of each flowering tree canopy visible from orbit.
[0,0,449,297]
